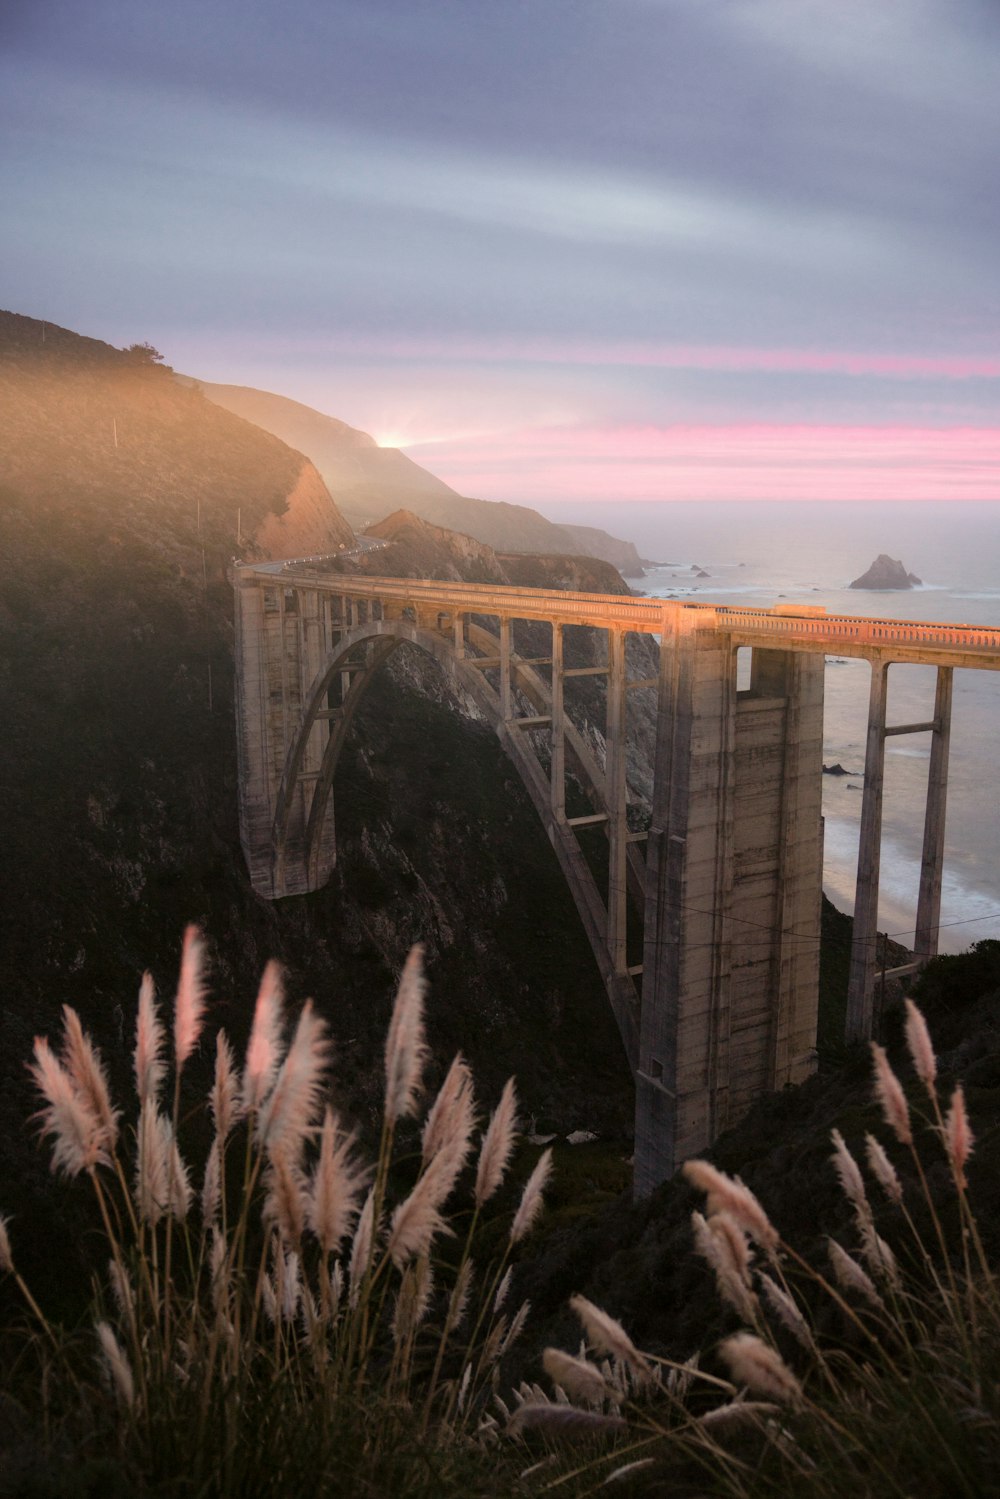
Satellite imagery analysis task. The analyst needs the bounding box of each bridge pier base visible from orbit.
[635,623,824,1195]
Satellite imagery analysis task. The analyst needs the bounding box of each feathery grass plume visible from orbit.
[262,1148,307,1246]
[135,1104,169,1224]
[543,1347,610,1406]
[508,1402,627,1438]
[60,1007,118,1153]
[134,972,164,1108]
[201,1138,221,1224]
[475,1077,519,1207]
[0,1215,12,1274]
[280,1250,301,1325]
[167,1128,191,1221]
[500,1298,532,1358]
[904,998,937,1093]
[830,1129,868,1217]
[308,1107,367,1258]
[699,1399,781,1431]
[242,960,285,1113]
[174,925,208,1071]
[758,1273,813,1350]
[569,1295,651,1379]
[865,1133,903,1204]
[944,1084,974,1188]
[392,1255,434,1345]
[96,1322,135,1410]
[719,1332,801,1404]
[871,1044,912,1145]
[209,1031,240,1142]
[446,1258,474,1331]
[860,1231,901,1290]
[107,1260,134,1321]
[510,1147,553,1245]
[387,1165,453,1268]
[827,1238,883,1309]
[421,1052,476,1180]
[682,1159,779,1253]
[30,1036,105,1177]
[348,1188,376,1307]
[260,1272,278,1326]
[494,1265,513,1313]
[692,1211,758,1323]
[599,1458,658,1484]
[257,1000,330,1162]
[384,944,429,1124]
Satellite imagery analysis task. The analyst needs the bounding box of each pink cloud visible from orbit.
[423,423,1000,504]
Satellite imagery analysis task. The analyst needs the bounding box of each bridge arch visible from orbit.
[266,611,642,1065]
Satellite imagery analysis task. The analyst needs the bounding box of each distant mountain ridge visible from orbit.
[188,378,648,575]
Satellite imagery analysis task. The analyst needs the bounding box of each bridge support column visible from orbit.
[499,616,512,721]
[914,666,953,960]
[847,656,889,1042]
[550,624,566,820]
[635,625,824,1195]
[606,629,629,974]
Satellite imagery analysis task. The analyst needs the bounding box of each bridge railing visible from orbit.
[241,566,1000,658]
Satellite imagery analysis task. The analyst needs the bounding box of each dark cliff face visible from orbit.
[0,323,637,1302]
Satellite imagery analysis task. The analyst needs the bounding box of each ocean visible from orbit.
[540,500,1000,954]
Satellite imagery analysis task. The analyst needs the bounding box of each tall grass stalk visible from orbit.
[521,999,1000,1497]
[0,935,551,1496]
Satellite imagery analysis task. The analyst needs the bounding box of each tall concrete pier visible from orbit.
[234,565,1000,1193]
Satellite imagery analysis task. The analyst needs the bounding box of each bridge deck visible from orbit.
[239,565,1000,669]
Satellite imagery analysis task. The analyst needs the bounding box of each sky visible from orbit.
[2,0,999,509]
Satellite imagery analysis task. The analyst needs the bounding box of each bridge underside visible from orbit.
[235,569,1000,1194]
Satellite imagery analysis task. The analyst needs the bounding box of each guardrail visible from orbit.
[237,566,1000,659]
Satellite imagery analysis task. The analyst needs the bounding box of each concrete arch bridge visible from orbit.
[234,563,1000,1193]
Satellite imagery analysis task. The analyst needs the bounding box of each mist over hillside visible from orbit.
[189,376,648,573]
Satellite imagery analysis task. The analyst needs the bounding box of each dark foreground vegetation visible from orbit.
[1,941,999,1498]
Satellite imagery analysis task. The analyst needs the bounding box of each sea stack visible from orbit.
[849,554,922,589]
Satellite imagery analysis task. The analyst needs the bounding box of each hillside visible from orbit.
[190,377,647,572]
[1,313,355,562]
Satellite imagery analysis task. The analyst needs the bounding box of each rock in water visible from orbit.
[849,554,922,589]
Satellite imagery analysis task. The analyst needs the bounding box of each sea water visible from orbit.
[541,500,1000,954]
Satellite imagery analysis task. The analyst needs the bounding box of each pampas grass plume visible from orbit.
[719,1332,801,1404]
[945,1084,974,1187]
[682,1159,779,1252]
[174,925,208,1070]
[96,1322,135,1409]
[384,945,429,1124]
[308,1107,367,1258]
[242,961,285,1113]
[257,999,329,1162]
[569,1295,650,1377]
[134,972,164,1108]
[827,1238,883,1308]
[475,1077,519,1207]
[543,1347,609,1405]
[864,1133,903,1203]
[904,998,937,1092]
[31,1036,105,1178]
[60,1007,118,1153]
[510,1147,552,1245]
[871,1044,912,1145]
